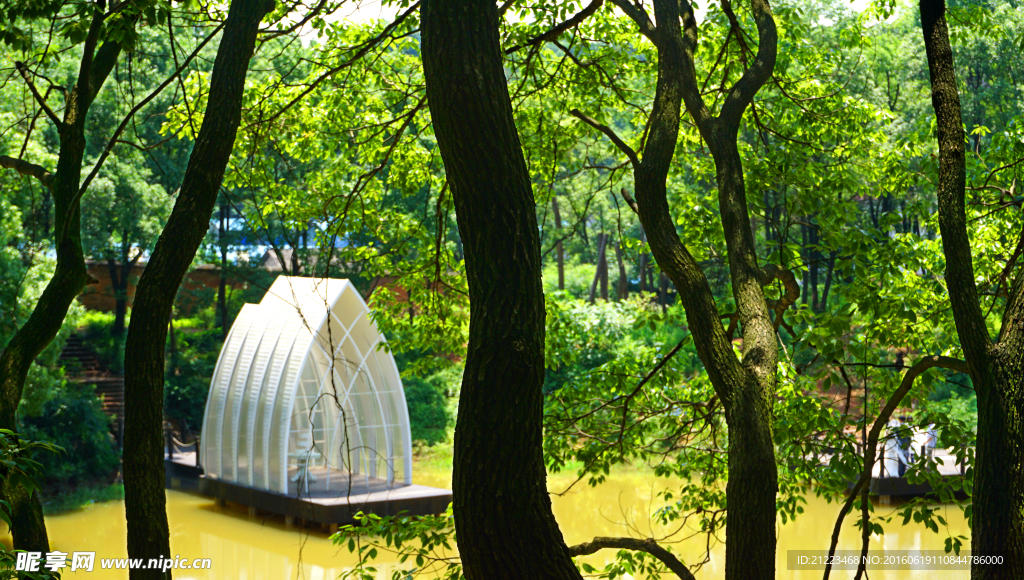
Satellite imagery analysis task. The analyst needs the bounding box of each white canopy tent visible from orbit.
[199,276,412,495]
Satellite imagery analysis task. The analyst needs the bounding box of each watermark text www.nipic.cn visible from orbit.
[15,551,213,573]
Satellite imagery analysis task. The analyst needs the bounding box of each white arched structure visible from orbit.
[200,277,412,495]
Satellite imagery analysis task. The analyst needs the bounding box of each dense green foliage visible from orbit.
[2,0,1023,574]
[20,384,119,490]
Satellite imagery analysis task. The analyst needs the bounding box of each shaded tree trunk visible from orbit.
[809,222,819,310]
[615,238,628,300]
[599,236,609,301]
[122,0,271,577]
[587,2,780,578]
[639,231,648,293]
[0,10,125,556]
[217,202,228,339]
[820,250,837,312]
[919,2,1024,577]
[553,196,564,290]
[420,1,583,578]
[659,272,669,313]
[109,257,129,337]
[588,233,607,303]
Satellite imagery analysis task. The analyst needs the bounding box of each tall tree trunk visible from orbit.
[810,222,819,311]
[217,203,228,339]
[591,2,780,579]
[599,235,609,301]
[615,238,628,300]
[420,1,583,578]
[800,222,809,305]
[0,11,124,556]
[919,2,1024,577]
[553,196,564,290]
[588,233,607,303]
[820,250,837,312]
[109,257,128,337]
[658,272,668,314]
[639,232,648,293]
[122,1,270,577]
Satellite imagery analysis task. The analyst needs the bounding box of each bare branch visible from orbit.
[64,21,226,239]
[606,0,658,42]
[505,0,603,54]
[569,536,696,580]
[718,0,778,134]
[620,187,639,214]
[497,0,516,18]
[0,155,54,187]
[254,1,421,129]
[570,108,640,170]
[822,355,969,580]
[14,62,63,128]
[758,263,799,326]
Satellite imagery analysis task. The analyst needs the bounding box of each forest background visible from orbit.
[0,0,1022,578]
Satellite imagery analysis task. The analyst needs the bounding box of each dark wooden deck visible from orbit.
[164,451,451,528]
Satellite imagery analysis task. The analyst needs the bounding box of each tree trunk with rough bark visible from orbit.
[420,1,583,578]
[109,255,130,337]
[585,1,780,578]
[615,238,628,300]
[0,11,125,557]
[588,233,607,303]
[553,196,564,290]
[217,203,228,339]
[919,2,1024,577]
[122,1,271,578]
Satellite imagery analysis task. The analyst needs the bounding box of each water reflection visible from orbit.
[4,466,969,579]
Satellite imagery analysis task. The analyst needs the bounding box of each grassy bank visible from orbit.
[41,483,124,515]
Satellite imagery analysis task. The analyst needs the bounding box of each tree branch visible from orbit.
[253,0,420,130]
[605,0,658,43]
[497,0,516,18]
[822,354,969,580]
[68,21,226,233]
[1000,226,1024,345]
[569,537,696,580]
[14,62,62,128]
[570,108,640,170]
[619,187,639,214]
[0,156,54,188]
[718,0,778,135]
[505,0,603,54]
[758,263,799,326]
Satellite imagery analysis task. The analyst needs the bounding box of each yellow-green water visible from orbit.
[4,464,969,579]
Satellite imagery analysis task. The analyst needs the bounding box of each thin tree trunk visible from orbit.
[590,2,780,579]
[658,272,668,314]
[122,1,270,577]
[639,231,648,294]
[0,11,124,556]
[588,233,607,303]
[919,2,1024,577]
[552,196,564,290]
[109,257,128,337]
[810,222,819,310]
[599,235,609,301]
[421,1,583,578]
[217,203,228,339]
[800,222,809,305]
[615,237,628,300]
[820,250,837,312]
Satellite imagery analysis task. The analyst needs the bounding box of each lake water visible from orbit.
[4,463,970,579]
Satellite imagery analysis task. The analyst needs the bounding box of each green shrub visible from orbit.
[403,373,452,446]
[20,384,120,489]
[78,311,125,373]
[165,328,223,432]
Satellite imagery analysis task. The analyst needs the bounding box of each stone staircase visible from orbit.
[59,334,124,434]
